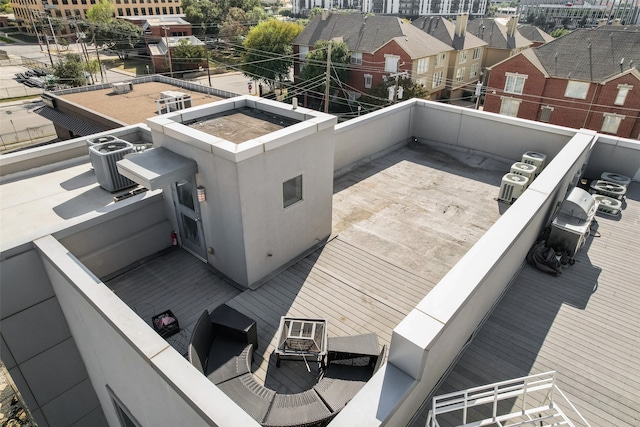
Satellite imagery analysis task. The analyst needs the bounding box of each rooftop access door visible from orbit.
[173,176,207,261]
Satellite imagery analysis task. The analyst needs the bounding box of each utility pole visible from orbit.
[474,81,483,110]
[34,12,54,67]
[31,16,43,52]
[324,41,332,114]
[163,26,173,78]
[47,16,59,55]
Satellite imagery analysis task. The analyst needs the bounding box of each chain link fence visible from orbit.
[0,123,57,152]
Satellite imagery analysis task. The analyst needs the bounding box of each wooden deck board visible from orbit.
[415,182,640,427]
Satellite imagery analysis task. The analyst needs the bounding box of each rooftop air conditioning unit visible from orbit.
[510,162,537,182]
[86,134,120,150]
[89,141,136,192]
[593,194,622,216]
[600,172,631,188]
[112,82,133,94]
[522,151,547,176]
[498,173,529,203]
[589,180,626,200]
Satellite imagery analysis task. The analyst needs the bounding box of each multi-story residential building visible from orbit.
[292,12,454,102]
[10,0,182,37]
[517,0,640,28]
[292,0,488,18]
[466,16,533,69]
[413,14,487,100]
[484,25,640,139]
[1,79,639,427]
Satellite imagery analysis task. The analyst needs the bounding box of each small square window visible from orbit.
[504,73,527,94]
[540,105,553,123]
[614,84,632,106]
[564,80,589,99]
[283,175,302,208]
[364,74,372,89]
[601,113,623,134]
[500,97,521,117]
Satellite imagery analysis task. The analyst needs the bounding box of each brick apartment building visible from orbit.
[293,12,454,102]
[412,15,487,101]
[466,16,533,68]
[483,26,640,139]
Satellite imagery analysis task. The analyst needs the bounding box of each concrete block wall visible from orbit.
[0,245,107,427]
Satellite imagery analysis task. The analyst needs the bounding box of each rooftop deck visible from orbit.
[412,182,640,427]
[59,82,223,125]
[107,142,509,394]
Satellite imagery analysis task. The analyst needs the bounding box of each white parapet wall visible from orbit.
[34,234,260,427]
[330,109,597,426]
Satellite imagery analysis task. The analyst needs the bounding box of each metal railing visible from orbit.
[426,371,591,427]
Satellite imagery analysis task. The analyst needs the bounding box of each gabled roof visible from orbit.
[293,13,453,58]
[488,48,549,78]
[533,27,640,81]
[467,18,532,50]
[517,24,554,45]
[412,17,487,51]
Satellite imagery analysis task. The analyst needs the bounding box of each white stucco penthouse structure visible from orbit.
[1,95,639,426]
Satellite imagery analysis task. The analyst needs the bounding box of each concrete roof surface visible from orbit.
[59,82,222,126]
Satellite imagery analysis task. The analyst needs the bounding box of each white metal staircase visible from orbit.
[426,371,590,427]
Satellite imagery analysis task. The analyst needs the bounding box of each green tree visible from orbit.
[299,40,350,100]
[172,39,207,71]
[241,19,302,90]
[86,0,114,23]
[219,7,248,41]
[182,0,220,36]
[551,28,569,38]
[84,19,142,59]
[308,7,323,18]
[246,6,270,27]
[362,76,430,106]
[0,0,12,13]
[53,53,87,87]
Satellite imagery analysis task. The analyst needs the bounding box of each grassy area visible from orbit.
[0,95,41,104]
[5,32,39,43]
[0,36,16,43]
[102,58,152,76]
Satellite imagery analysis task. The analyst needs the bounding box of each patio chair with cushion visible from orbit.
[188,309,254,385]
[314,344,386,413]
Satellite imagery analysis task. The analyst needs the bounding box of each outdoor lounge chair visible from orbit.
[314,344,387,413]
[188,309,254,385]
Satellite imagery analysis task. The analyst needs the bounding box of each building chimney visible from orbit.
[455,13,469,38]
[321,9,330,20]
[506,15,518,38]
